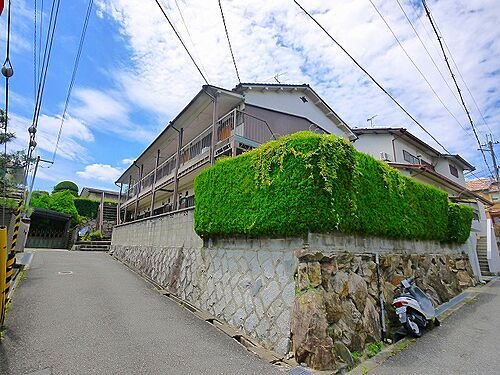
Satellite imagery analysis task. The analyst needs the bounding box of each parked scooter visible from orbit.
[392,277,439,337]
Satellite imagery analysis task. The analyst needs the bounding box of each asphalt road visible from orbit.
[0,249,284,375]
[372,279,500,375]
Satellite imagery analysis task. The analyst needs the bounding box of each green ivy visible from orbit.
[74,198,100,219]
[447,202,474,243]
[31,190,80,226]
[194,131,472,243]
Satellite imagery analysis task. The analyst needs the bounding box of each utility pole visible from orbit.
[25,156,54,209]
[480,134,499,185]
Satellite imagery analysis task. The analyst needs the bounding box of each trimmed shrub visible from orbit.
[447,202,474,243]
[194,131,471,243]
[74,198,100,219]
[53,180,79,196]
[31,190,80,226]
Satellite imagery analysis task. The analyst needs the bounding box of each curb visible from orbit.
[7,252,34,300]
[348,278,498,375]
[110,254,297,370]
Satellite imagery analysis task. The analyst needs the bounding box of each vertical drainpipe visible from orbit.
[172,125,183,211]
[150,149,160,215]
[210,93,219,165]
[134,163,143,220]
[117,183,123,225]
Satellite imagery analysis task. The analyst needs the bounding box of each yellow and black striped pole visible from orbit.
[0,226,7,326]
[4,199,22,299]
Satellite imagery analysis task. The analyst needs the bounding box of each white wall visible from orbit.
[392,137,435,165]
[243,90,348,138]
[487,218,500,273]
[352,133,394,161]
[434,160,466,187]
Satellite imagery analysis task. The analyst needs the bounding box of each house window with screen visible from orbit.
[403,150,420,164]
[449,164,459,178]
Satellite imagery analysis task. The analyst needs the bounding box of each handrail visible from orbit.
[123,108,252,201]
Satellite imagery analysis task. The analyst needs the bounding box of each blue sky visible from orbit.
[1,0,499,193]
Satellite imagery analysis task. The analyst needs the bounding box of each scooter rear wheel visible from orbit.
[404,312,422,338]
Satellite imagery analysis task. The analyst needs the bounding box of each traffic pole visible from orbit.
[4,199,22,298]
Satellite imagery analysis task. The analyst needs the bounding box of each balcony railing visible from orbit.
[122,108,272,205]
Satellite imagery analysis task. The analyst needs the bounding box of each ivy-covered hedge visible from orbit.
[194,131,472,243]
[74,198,100,219]
[447,202,474,243]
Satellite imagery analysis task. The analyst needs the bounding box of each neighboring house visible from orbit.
[353,127,499,278]
[115,83,357,223]
[466,178,500,228]
[80,187,120,202]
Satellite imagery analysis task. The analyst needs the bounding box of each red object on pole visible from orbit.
[0,1,4,16]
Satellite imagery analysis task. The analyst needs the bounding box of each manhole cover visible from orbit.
[58,271,73,275]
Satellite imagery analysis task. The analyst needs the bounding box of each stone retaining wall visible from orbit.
[292,249,476,371]
[111,212,477,366]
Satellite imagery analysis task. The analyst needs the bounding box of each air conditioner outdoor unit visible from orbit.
[201,146,210,154]
[380,152,391,162]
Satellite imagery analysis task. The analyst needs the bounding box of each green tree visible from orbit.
[0,109,29,193]
[52,181,79,196]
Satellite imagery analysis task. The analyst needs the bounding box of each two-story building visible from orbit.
[115,83,357,223]
[352,127,498,278]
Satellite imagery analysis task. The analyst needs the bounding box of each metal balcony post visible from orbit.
[173,127,183,211]
[210,93,219,165]
[150,149,160,215]
[134,163,143,220]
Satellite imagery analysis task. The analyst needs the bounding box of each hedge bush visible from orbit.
[74,198,100,219]
[194,131,472,243]
[447,202,474,243]
[31,190,80,226]
[53,180,79,196]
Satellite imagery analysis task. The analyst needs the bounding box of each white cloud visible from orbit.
[7,112,94,163]
[92,0,500,175]
[76,163,124,182]
[70,87,157,141]
[121,158,134,166]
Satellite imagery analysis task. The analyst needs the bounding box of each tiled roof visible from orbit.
[466,178,499,192]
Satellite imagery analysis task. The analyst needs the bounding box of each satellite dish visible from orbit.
[78,226,90,237]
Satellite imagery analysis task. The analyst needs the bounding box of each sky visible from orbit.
[1,0,499,193]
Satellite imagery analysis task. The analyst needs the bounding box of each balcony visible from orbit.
[121,108,273,209]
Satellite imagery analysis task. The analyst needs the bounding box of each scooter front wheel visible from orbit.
[404,312,422,338]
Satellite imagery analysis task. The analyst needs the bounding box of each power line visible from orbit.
[368,0,469,136]
[2,0,14,225]
[39,0,44,81]
[421,0,494,178]
[218,0,241,83]
[24,0,62,192]
[424,2,494,136]
[152,0,208,85]
[393,0,462,109]
[51,0,94,165]
[34,0,38,102]
[172,0,210,80]
[292,0,451,153]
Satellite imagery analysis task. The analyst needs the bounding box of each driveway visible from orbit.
[371,279,500,375]
[0,249,284,375]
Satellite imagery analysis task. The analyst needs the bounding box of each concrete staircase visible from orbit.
[476,236,493,277]
[73,241,111,252]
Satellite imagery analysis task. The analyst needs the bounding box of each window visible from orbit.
[403,150,420,164]
[449,164,459,178]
